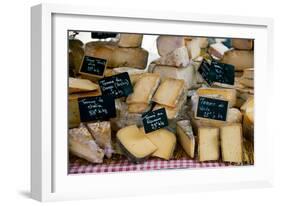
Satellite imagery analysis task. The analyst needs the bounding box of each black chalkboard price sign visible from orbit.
[99,72,133,99]
[196,96,229,121]
[142,108,168,133]
[91,32,118,39]
[78,95,116,122]
[79,55,107,77]
[198,59,235,85]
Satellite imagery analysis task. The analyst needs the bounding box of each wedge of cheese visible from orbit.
[152,64,196,89]
[126,73,160,104]
[176,120,196,158]
[241,97,254,140]
[112,67,146,85]
[198,127,220,161]
[232,39,253,50]
[128,103,151,113]
[140,128,176,160]
[118,33,143,48]
[208,42,230,59]
[116,125,157,163]
[69,124,104,163]
[85,41,148,69]
[152,78,185,107]
[186,38,201,60]
[156,36,186,56]
[86,121,114,158]
[220,124,243,163]
[221,50,254,71]
[154,47,189,68]
[196,87,237,108]
[69,77,99,94]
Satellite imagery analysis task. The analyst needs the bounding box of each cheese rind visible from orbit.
[232,39,253,50]
[221,50,254,71]
[140,128,176,160]
[198,127,220,161]
[116,125,157,163]
[154,47,189,68]
[118,34,143,48]
[196,87,237,108]
[152,78,185,107]
[86,121,114,158]
[69,77,99,94]
[176,120,196,158]
[220,124,243,163]
[69,124,104,163]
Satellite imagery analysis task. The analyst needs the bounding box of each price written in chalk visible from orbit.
[142,108,168,133]
[99,72,133,98]
[79,56,107,77]
[78,95,116,122]
[196,96,228,121]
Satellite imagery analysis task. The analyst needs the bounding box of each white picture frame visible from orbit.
[31,3,274,202]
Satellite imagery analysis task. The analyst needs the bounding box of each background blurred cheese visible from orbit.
[140,128,176,160]
[156,36,186,56]
[176,120,196,158]
[198,127,220,161]
[220,124,243,163]
[116,125,157,163]
[117,33,143,48]
[232,39,253,50]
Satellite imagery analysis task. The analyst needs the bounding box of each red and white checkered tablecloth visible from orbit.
[69,158,231,174]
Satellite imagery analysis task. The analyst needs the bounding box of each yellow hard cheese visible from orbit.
[69,77,99,94]
[140,128,176,160]
[116,125,157,163]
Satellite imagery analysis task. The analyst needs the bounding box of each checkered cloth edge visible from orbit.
[69,158,230,174]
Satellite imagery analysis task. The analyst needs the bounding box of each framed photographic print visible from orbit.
[31,3,274,202]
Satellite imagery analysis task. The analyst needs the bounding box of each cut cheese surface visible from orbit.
[221,50,254,71]
[140,128,176,160]
[69,124,104,163]
[208,42,230,59]
[156,36,186,56]
[118,34,143,48]
[126,73,160,104]
[69,77,99,94]
[220,124,243,163]
[196,87,237,107]
[116,125,157,162]
[176,120,196,158]
[152,78,185,107]
[198,127,220,161]
[128,103,150,113]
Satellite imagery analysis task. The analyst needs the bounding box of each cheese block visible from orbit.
[69,39,84,76]
[239,78,254,88]
[154,47,189,68]
[186,39,201,60]
[198,127,220,161]
[85,41,148,69]
[69,77,99,94]
[152,64,196,89]
[126,73,160,104]
[118,33,143,48]
[241,97,254,140]
[86,121,114,158]
[140,128,176,160]
[242,68,254,79]
[152,78,185,107]
[68,90,102,128]
[220,124,243,163]
[112,67,146,85]
[176,120,196,158]
[190,108,242,135]
[208,42,230,59]
[69,124,104,163]
[196,87,237,107]
[195,37,209,49]
[221,50,254,71]
[128,103,151,113]
[156,36,186,56]
[232,39,253,50]
[116,125,157,163]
